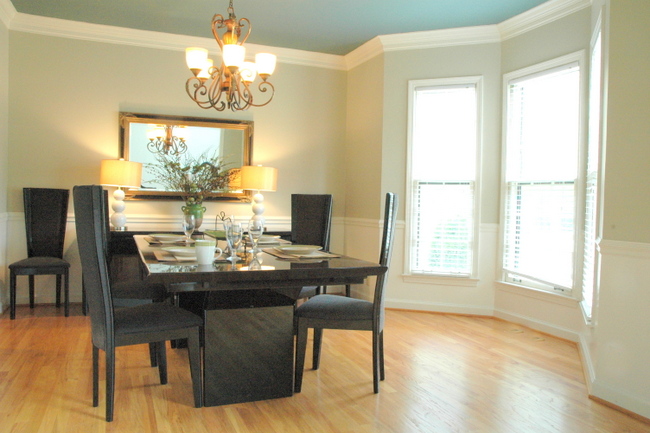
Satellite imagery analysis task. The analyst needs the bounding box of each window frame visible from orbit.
[581,12,606,324]
[405,76,483,280]
[498,51,587,297]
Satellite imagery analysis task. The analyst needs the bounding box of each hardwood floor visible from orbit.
[1,304,648,432]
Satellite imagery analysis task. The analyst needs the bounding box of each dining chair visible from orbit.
[294,192,398,394]
[291,194,333,298]
[73,185,203,422]
[9,188,71,320]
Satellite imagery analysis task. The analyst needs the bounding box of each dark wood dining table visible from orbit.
[133,235,387,407]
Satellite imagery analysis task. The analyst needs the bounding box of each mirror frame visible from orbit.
[119,112,253,202]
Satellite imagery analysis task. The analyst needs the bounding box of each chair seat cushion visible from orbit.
[9,256,70,272]
[111,279,166,301]
[296,294,373,321]
[114,302,203,336]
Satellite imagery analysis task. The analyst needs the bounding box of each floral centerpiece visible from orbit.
[145,151,238,227]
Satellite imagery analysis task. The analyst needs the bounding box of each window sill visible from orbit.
[403,274,479,287]
[495,280,579,307]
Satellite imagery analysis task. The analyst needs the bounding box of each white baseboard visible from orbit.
[493,307,580,342]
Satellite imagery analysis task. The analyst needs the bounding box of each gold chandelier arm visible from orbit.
[211,14,226,48]
[247,81,275,108]
[186,74,228,111]
[237,18,251,45]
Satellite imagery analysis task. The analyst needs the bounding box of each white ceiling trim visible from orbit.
[0,0,16,27]
[498,0,592,39]
[3,0,592,71]
[8,11,347,70]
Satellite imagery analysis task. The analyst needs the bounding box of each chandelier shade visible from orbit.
[185,0,277,112]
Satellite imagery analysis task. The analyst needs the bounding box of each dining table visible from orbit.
[133,234,387,407]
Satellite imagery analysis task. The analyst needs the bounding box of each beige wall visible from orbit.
[345,54,384,220]
[7,32,348,219]
[601,0,650,243]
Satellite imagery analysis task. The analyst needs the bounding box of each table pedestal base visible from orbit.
[203,290,295,406]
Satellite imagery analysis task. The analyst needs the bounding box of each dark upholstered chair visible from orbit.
[294,192,398,394]
[291,194,334,298]
[9,188,71,320]
[73,185,203,422]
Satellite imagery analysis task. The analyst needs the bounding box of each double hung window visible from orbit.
[407,77,481,277]
[501,53,584,293]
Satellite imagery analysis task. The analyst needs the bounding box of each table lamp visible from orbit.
[100,159,142,231]
[240,165,278,224]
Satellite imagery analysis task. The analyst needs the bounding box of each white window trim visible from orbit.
[581,9,607,326]
[498,50,587,299]
[404,76,483,281]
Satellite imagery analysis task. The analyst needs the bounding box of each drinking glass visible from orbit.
[224,221,243,262]
[248,218,264,253]
[182,213,196,243]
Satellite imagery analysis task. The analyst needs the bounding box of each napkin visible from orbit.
[154,250,196,262]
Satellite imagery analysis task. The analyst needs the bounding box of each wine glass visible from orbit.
[248,218,264,253]
[182,213,196,244]
[225,221,243,262]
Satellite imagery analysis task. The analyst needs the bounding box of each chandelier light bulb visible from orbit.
[223,44,245,70]
[197,58,214,80]
[186,47,209,75]
[255,53,276,78]
[240,61,257,83]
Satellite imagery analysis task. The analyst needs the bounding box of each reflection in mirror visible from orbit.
[119,112,253,202]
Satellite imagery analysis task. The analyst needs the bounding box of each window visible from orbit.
[501,53,584,293]
[406,77,481,277]
[582,22,603,320]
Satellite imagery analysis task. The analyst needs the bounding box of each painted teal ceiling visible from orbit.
[10,0,549,55]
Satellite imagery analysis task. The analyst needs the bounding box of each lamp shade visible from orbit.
[240,165,277,192]
[100,159,142,189]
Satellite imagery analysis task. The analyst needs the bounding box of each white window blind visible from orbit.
[503,61,581,292]
[408,79,479,276]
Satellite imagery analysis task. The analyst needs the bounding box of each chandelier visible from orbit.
[146,125,188,155]
[185,0,277,112]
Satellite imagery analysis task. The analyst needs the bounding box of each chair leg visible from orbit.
[10,271,16,320]
[92,345,99,407]
[106,346,115,422]
[149,343,158,367]
[379,330,385,381]
[63,270,69,317]
[313,328,323,370]
[29,275,35,309]
[55,274,62,308]
[345,284,351,297]
[372,330,381,393]
[187,328,203,408]
[294,322,309,393]
[157,342,168,385]
[82,280,87,316]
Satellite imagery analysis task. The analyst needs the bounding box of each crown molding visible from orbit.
[498,0,592,40]
[8,12,347,71]
[0,0,15,28]
[5,0,591,71]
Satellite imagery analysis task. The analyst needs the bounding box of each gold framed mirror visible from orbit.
[119,112,253,202]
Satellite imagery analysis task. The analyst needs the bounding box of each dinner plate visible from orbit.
[274,245,322,255]
[162,246,196,257]
[150,233,186,242]
[257,235,281,244]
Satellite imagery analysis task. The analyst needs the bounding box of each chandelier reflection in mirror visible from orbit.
[185,0,277,112]
[146,124,189,155]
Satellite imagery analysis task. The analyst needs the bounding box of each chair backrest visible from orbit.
[23,188,70,259]
[291,194,333,250]
[73,185,115,351]
[373,192,398,329]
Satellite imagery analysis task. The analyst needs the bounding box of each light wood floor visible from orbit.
[1,304,648,433]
